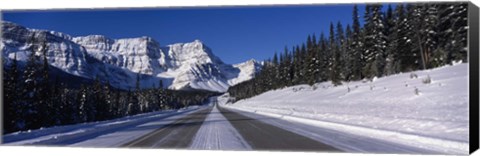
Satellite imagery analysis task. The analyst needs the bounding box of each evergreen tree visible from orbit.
[336,21,346,81]
[110,89,119,118]
[436,3,468,64]
[299,44,308,84]
[362,4,386,79]
[271,52,281,88]
[350,5,364,80]
[104,81,113,119]
[344,24,354,80]
[4,52,20,133]
[19,33,43,130]
[424,4,440,68]
[77,84,88,122]
[401,4,423,71]
[58,81,77,124]
[50,77,62,125]
[449,3,468,62]
[115,89,125,117]
[306,35,320,86]
[156,80,165,110]
[38,38,53,127]
[384,4,401,75]
[411,4,439,69]
[433,3,453,67]
[127,74,141,115]
[91,77,103,121]
[292,46,300,84]
[392,4,407,73]
[329,22,342,85]
[281,47,293,86]
[373,5,387,77]
[317,33,328,82]
[396,4,417,71]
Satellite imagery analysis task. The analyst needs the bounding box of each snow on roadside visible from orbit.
[3,105,207,147]
[189,104,251,150]
[223,63,469,154]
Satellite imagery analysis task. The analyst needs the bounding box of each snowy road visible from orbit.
[3,97,458,154]
[121,103,338,152]
[190,104,251,150]
[123,107,213,148]
[222,105,440,154]
[117,99,449,154]
[216,105,340,152]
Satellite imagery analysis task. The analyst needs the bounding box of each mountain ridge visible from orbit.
[1,21,262,92]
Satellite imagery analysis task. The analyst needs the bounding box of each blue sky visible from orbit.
[1,4,386,64]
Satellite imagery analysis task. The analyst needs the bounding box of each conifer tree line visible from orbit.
[3,34,216,134]
[228,3,468,101]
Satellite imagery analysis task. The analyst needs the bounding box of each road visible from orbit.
[217,106,339,152]
[122,107,213,148]
[122,104,340,152]
[5,98,441,154]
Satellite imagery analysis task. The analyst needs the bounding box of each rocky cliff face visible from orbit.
[1,21,261,92]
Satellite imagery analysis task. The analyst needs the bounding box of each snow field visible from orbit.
[223,63,469,154]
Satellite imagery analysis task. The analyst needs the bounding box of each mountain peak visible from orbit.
[1,21,22,28]
[2,21,262,92]
[246,59,258,63]
[234,59,260,67]
[187,39,205,48]
[139,36,157,42]
[73,35,113,43]
[166,39,222,69]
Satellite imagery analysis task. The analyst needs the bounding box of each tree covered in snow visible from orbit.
[3,61,216,134]
[330,22,343,85]
[317,33,328,82]
[306,35,319,86]
[18,33,44,130]
[229,2,469,102]
[383,4,402,76]
[3,52,20,133]
[350,5,364,80]
[343,24,354,81]
[436,3,468,65]
[362,4,387,79]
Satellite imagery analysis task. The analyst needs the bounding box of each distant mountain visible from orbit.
[1,21,262,92]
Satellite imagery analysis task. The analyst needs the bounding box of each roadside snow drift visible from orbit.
[224,63,469,154]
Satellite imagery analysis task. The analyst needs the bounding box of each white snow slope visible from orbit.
[224,63,469,154]
[2,106,208,147]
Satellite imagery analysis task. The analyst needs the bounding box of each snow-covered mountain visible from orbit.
[1,21,262,92]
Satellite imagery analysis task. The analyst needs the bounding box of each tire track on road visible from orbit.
[218,106,341,152]
[122,107,212,148]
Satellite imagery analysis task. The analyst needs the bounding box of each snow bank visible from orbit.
[223,63,469,154]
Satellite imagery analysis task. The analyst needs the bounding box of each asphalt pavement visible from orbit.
[122,107,213,148]
[217,106,340,152]
[122,104,340,152]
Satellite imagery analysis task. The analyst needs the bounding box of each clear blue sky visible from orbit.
[1,4,394,64]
